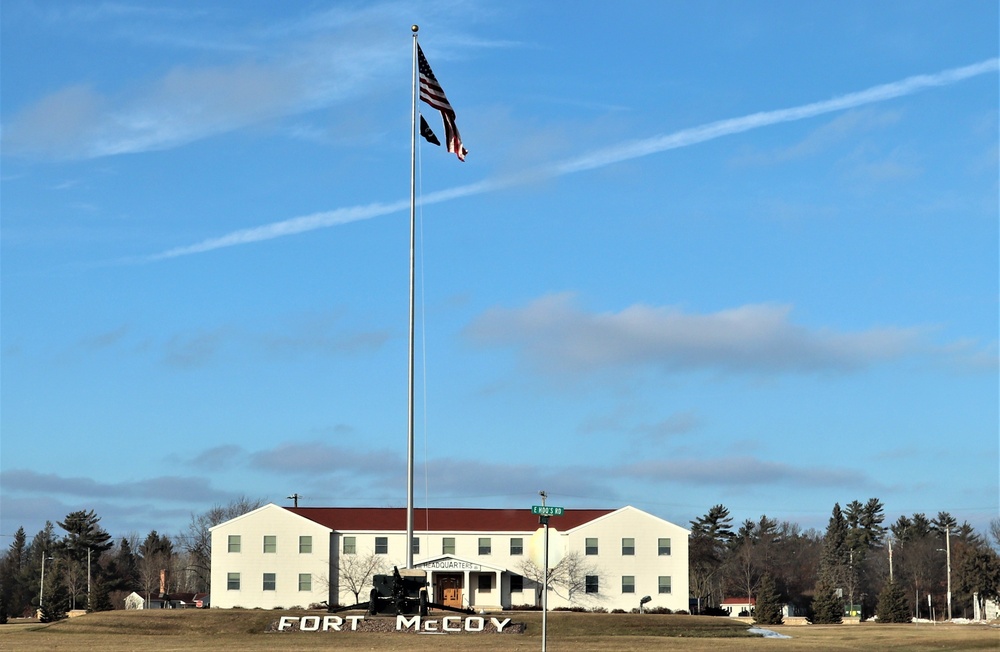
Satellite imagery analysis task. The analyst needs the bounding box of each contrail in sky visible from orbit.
[150,58,998,261]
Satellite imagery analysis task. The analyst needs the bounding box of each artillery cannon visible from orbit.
[330,566,474,616]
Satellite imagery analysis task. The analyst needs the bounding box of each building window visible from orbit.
[375,537,388,554]
[621,538,635,555]
[228,535,241,553]
[478,575,492,592]
[585,575,599,594]
[478,537,491,555]
[299,573,312,591]
[658,538,671,556]
[227,572,240,590]
[510,574,523,593]
[658,576,672,594]
[510,537,523,555]
[411,537,420,555]
[263,573,276,591]
[343,536,356,554]
[622,576,635,593]
[585,538,598,555]
[442,537,455,555]
[299,535,312,554]
[263,535,276,553]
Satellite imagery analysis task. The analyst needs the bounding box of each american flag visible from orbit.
[418,45,467,161]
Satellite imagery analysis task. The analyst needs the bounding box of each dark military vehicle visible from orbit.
[330,567,474,616]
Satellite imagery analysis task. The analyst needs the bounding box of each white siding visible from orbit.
[562,507,690,612]
[210,504,332,609]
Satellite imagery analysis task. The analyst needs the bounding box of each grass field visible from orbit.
[1,609,997,651]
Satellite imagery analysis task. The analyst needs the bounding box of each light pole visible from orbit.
[945,528,952,621]
[936,527,952,621]
[39,553,53,610]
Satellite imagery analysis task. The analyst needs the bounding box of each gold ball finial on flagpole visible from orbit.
[411,25,419,33]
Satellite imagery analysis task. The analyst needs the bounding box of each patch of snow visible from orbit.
[748,627,792,639]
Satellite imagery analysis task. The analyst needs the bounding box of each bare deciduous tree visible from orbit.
[338,550,388,604]
[518,552,601,607]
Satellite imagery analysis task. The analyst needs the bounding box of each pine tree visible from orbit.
[811,503,848,624]
[39,572,69,623]
[811,581,844,624]
[876,581,911,623]
[753,573,783,625]
[89,577,113,612]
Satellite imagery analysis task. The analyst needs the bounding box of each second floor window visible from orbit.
[510,537,523,555]
[478,537,491,555]
[375,536,388,554]
[442,537,456,555]
[585,538,598,555]
[343,536,356,554]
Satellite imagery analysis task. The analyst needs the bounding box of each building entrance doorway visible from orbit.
[435,574,463,609]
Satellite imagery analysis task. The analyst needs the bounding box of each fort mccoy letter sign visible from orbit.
[270,614,524,634]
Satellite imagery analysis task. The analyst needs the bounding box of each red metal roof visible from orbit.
[286,506,614,532]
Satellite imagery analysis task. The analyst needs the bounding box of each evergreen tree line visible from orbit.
[689,500,1000,624]
[0,497,263,622]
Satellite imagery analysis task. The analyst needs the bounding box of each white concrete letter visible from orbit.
[491,617,511,632]
[397,615,421,631]
[465,616,485,632]
[322,615,342,631]
[442,616,462,632]
[345,615,364,630]
[277,616,296,631]
[423,619,439,631]
[300,616,320,631]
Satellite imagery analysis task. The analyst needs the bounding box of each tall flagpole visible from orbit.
[406,24,419,570]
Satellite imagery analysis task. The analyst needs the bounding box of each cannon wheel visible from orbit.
[368,588,379,616]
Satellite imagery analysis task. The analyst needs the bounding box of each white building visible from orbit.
[209,504,689,613]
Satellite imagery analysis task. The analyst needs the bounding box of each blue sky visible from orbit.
[2,1,997,544]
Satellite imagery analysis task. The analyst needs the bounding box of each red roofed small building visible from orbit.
[209,503,688,612]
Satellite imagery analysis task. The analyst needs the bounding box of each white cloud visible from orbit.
[464,293,923,376]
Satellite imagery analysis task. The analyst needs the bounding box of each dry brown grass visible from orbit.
[1,609,997,652]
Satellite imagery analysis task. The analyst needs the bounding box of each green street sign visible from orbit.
[531,505,564,516]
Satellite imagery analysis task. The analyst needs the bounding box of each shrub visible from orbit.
[590,607,608,613]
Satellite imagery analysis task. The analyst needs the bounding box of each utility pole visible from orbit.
[39,553,53,611]
[287,494,302,508]
[945,527,952,621]
[888,537,893,583]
